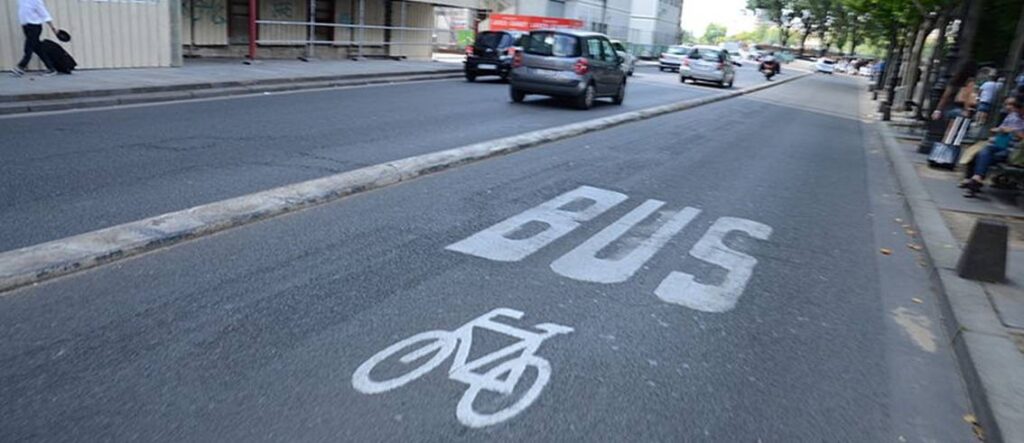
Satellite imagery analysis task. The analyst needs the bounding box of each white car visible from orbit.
[815,58,835,74]
[858,65,872,76]
[610,40,636,76]
[659,45,692,72]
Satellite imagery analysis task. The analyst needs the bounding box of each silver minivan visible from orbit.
[509,30,627,110]
[679,45,737,88]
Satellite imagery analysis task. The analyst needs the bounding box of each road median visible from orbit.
[0,72,810,294]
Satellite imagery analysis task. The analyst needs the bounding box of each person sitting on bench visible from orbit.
[961,97,1024,193]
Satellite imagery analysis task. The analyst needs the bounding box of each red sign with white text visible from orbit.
[488,14,584,32]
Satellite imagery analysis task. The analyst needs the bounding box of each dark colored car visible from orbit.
[464,31,525,82]
[508,29,627,110]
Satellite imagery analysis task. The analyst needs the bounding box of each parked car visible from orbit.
[815,57,836,74]
[509,29,627,110]
[464,30,525,82]
[609,40,636,76]
[659,45,692,72]
[679,45,736,88]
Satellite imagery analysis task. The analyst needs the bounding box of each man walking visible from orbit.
[11,0,58,77]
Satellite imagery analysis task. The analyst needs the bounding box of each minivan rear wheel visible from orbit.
[510,87,525,103]
[575,84,595,110]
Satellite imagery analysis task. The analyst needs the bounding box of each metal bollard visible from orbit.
[956,219,1008,282]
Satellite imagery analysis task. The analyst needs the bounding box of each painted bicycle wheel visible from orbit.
[455,355,551,428]
[352,330,457,394]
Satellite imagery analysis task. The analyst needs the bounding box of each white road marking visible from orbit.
[446,186,628,262]
[447,185,775,313]
[655,217,772,313]
[352,308,573,428]
[550,200,700,283]
[891,307,937,353]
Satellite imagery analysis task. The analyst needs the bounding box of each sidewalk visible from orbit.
[0,58,462,115]
[879,106,1024,441]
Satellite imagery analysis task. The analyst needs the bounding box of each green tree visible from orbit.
[701,23,729,44]
[680,29,698,45]
[747,0,800,47]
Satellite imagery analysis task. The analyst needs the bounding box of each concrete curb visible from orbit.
[0,70,463,115]
[876,123,1024,443]
[0,72,810,294]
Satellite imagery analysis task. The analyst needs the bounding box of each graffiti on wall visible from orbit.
[185,0,227,24]
[270,0,295,18]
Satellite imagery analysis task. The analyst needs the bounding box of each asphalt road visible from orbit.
[0,74,975,441]
[0,64,772,253]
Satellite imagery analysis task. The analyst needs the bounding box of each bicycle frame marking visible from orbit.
[352,308,573,428]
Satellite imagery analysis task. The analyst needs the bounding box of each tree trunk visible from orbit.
[799,29,811,56]
[902,17,932,111]
[876,33,898,91]
[999,0,1024,101]
[918,10,951,109]
[779,24,791,48]
[850,25,861,56]
[951,0,984,79]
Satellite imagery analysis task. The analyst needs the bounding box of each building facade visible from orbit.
[489,0,680,55]
[627,0,680,47]
[1,0,181,71]
[2,0,476,70]
[2,0,680,70]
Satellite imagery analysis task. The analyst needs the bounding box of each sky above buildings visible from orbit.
[680,0,758,36]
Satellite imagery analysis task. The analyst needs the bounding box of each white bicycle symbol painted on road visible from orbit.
[352,308,573,428]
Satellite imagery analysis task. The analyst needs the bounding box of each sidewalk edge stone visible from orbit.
[876,122,1024,443]
[0,70,463,116]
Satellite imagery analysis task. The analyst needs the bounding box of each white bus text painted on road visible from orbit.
[445,186,774,313]
[352,308,573,428]
[655,217,773,313]
[445,186,628,262]
[551,200,701,283]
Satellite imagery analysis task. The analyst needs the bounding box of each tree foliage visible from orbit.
[747,0,960,55]
[701,23,729,44]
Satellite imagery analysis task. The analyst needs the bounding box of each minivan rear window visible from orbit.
[524,32,580,57]
[690,48,721,61]
[474,32,503,49]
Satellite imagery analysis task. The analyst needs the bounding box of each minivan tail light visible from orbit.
[574,58,589,75]
[507,47,516,57]
[465,45,474,56]
[512,50,523,68]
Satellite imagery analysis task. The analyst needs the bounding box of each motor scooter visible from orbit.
[757,57,778,80]
[759,58,779,80]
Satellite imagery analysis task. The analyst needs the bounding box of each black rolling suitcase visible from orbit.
[40,39,77,74]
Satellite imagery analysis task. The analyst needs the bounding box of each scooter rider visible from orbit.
[759,52,780,79]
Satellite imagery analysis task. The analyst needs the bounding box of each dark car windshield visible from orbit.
[474,32,504,49]
[524,32,580,57]
[611,42,626,52]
